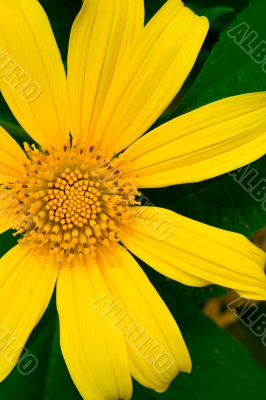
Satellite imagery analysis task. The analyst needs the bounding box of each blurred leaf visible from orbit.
[148,0,266,237]
[187,4,233,21]
[0,299,56,400]
[144,0,165,22]
[0,230,17,257]
[132,311,266,400]
[144,1,234,32]
[169,157,266,237]
[142,155,266,237]
[42,319,81,400]
[177,0,266,114]
[0,298,82,400]
[0,94,28,142]
[39,0,81,62]
[184,0,249,12]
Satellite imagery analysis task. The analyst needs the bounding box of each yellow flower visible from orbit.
[0,0,265,399]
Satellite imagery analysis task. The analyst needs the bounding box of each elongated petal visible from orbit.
[0,244,57,380]
[56,258,132,400]
[67,0,144,144]
[98,245,191,392]
[92,0,208,154]
[123,93,266,187]
[0,127,26,183]
[0,0,68,148]
[122,207,266,300]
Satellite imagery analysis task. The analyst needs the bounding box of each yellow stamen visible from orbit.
[3,142,139,262]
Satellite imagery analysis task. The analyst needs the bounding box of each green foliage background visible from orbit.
[0,0,265,399]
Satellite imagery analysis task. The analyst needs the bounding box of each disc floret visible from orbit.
[3,142,139,262]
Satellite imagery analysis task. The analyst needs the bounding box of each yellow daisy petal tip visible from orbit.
[98,245,192,391]
[122,207,266,303]
[123,92,266,187]
[0,0,68,148]
[92,0,209,153]
[0,245,57,381]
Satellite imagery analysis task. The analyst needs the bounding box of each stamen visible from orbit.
[3,142,139,262]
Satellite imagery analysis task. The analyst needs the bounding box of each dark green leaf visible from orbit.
[177,0,266,114]
[133,311,266,400]
[153,0,266,236]
[169,157,266,236]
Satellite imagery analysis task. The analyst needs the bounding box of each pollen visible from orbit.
[3,142,139,262]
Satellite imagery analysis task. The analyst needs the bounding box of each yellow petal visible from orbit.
[0,218,11,234]
[0,244,57,381]
[0,0,68,148]
[67,0,144,144]
[99,245,191,393]
[93,0,208,154]
[0,184,27,233]
[122,207,266,300]
[56,257,132,400]
[123,92,266,187]
[0,126,26,183]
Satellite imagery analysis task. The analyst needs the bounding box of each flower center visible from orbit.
[45,168,102,230]
[3,142,139,262]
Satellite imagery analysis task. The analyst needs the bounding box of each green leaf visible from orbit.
[0,299,56,400]
[177,0,266,115]
[132,311,266,400]
[0,94,29,143]
[0,298,82,400]
[153,0,266,236]
[42,319,82,400]
[144,0,166,22]
[39,0,81,62]
[184,0,249,13]
[144,0,236,23]
[186,4,233,22]
[0,231,17,257]
[142,153,266,237]
[169,157,266,237]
